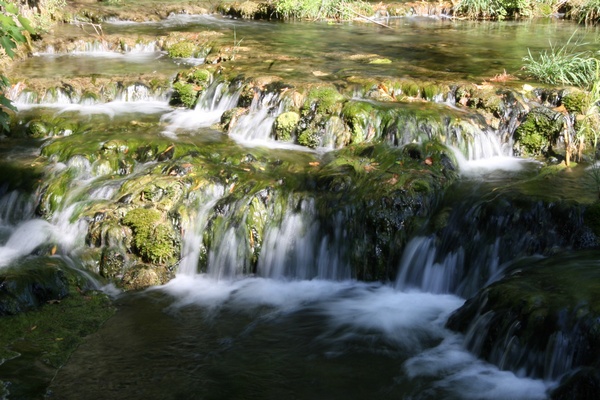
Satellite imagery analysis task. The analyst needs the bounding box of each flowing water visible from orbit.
[1,13,599,400]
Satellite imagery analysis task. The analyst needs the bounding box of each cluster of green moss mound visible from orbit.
[169,67,214,108]
[514,107,564,157]
[123,208,179,265]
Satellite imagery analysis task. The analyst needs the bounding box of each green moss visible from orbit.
[341,100,374,144]
[167,41,196,58]
[303,86,345,115]
[402,81,421,98]
[190,68,212,85]
[0,257,114,399]
[170,81,199,109]
[274,111,300,141]
[562,90,588,114]
[297,127,321,148]
[514,108,564,156]
[122,208,178,264]
[39,169,77,217]
[26,120,48,138]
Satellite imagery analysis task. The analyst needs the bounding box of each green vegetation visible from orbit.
[274,111,300,141]
[455,0,534,20]
[170,81,199,108]
[167,41,196,58]
[123,208,178,265]
[274,0,373,20]
[522,37,598,88]
[0,257,114,398]
[0,1,34,132]
[570,0,600,24]
[514,108,563,157]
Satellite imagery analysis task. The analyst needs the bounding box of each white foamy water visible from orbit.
[0,219,54,267]
[159,275,552,399]
[161,81,241,137]
[405,335,550,399]
[178,184,226,276]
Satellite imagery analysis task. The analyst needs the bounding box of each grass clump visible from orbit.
[570,0,600,24]
[522,37,599,88]
[274,0,373,20]
[455,0,534,20]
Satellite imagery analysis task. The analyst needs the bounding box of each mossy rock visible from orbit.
[514,107,564,157]
[99,247,128,279]
[38,169,77,217]
[170,81,200,109]
[562,89,588,114]
[167,41,197,58]
[0,260,72,316]
[341,100,375,144]
[26,120,49,138]
[221,107,248,132]
[122,208,179,265]
[274,111,300,141]
[303,86,345,116]
[121,263,170,290]
[447,251,600,383]
[221,1,274,19]
[297,127,322,149]
[0,257,114,398]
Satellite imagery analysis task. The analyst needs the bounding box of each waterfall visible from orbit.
[229,92,283,143]
[161,80,241,135]
[178,184,226,276]
[257,199,349,280]
[395,187,587,298]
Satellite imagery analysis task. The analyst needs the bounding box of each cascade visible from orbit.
[161,80,241,135]
[4,14,600,400]
[395,186,588,298]
[229,92,284,143]
[178,184,226,276]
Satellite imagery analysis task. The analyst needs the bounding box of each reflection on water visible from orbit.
[10,16,600,81]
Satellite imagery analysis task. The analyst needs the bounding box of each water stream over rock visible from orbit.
[2,8,600,400]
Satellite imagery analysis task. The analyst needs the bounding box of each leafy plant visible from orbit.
[1,0,34,132]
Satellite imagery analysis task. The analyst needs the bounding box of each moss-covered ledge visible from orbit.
[446,251,600,399]
[0,256,115,399]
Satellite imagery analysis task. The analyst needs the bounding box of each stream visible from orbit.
[2,11,600,400]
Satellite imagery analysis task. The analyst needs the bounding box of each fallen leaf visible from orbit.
[364,163,379,172]
[312,71,329,77]
[386,174,399,185]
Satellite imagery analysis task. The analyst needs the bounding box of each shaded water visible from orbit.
[1,12,599,400]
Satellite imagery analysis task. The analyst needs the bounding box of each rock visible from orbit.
[0,257,90,316]
[273,111,300,141]
[447,252,600,382]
